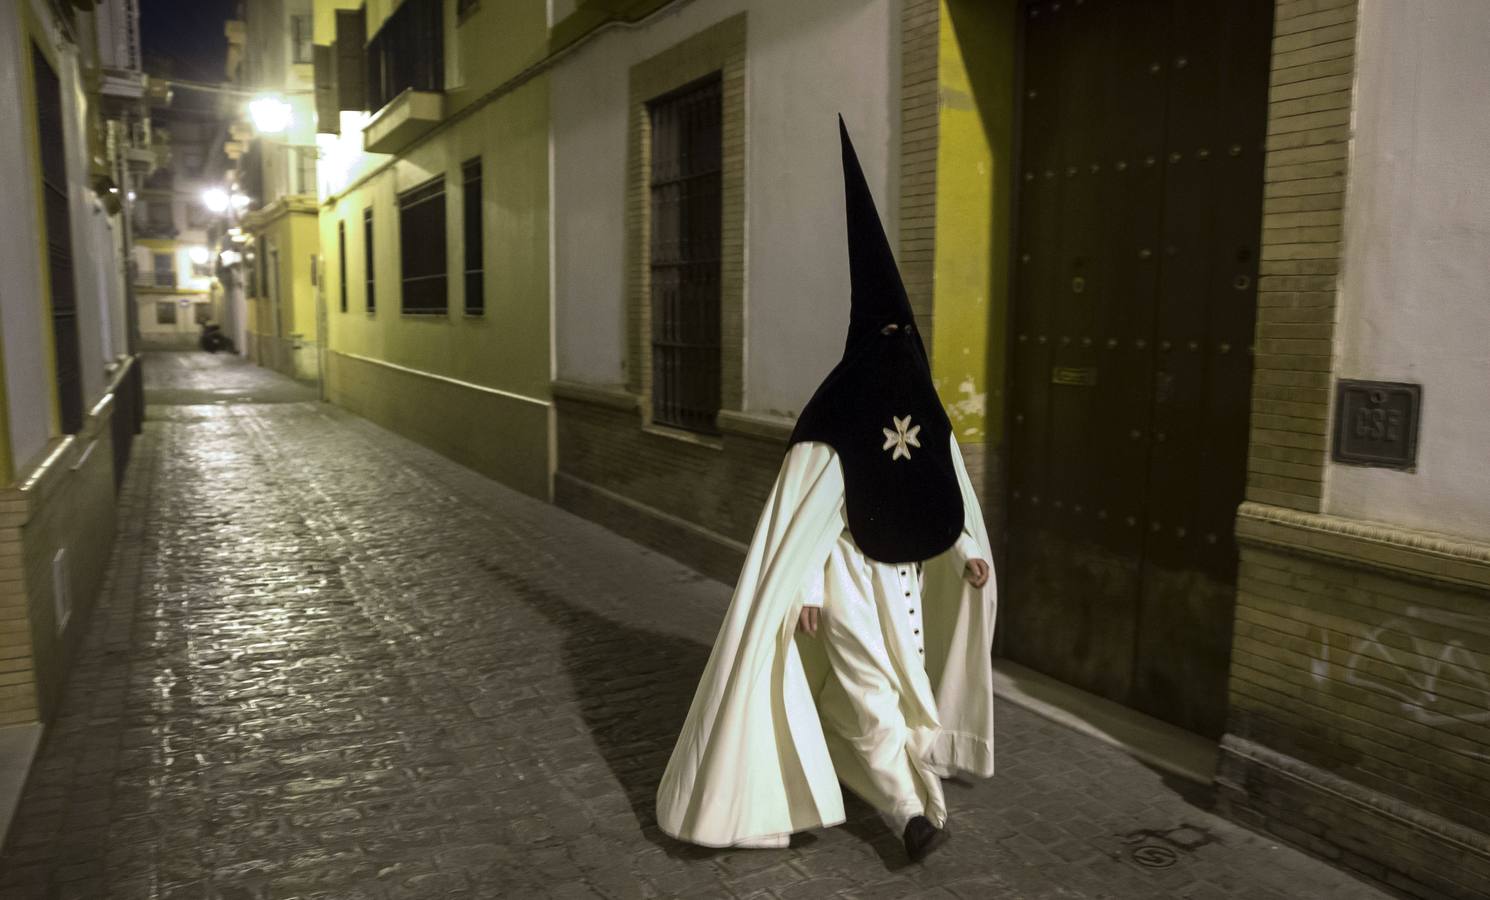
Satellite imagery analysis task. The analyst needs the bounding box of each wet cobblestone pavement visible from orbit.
[0,353,1390,899]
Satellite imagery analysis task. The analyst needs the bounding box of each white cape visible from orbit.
[656,435,997,848]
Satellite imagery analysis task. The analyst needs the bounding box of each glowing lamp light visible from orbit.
[202,187,230,213]
[219,250,242,266]
[187,246,211,265]
[230,192,251,212]
[249,95,293,134]
[126,190,136,202]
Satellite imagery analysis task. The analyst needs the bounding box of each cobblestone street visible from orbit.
[0,353,1390,900]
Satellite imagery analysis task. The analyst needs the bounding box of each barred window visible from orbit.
[399,176,447,315]
[338,220,348,312]
[462,158,483,316]
[647,74,723,434]
[156,301,176,325]
[363,207,376,312]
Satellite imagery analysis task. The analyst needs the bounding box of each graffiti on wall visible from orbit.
[1307,605,1490,736]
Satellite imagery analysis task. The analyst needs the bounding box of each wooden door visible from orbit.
[1004,0,1273,738]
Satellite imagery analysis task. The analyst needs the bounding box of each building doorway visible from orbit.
[1002,0,1274,738]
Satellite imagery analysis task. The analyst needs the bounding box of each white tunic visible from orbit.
[799,519,981,824]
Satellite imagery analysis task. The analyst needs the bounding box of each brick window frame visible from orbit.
[625,14,746,438]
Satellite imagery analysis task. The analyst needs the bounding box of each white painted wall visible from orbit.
[551,0,899,417]
[0,4,58,469]
[1328,0,1490,542]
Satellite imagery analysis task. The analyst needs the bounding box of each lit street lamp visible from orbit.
[248,95,293,135]
[202,187,229,214]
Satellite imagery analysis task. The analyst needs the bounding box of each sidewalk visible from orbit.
[0,352,1390,899]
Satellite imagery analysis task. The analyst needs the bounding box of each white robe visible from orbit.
[656,435,998,848]
[805,520,982,833]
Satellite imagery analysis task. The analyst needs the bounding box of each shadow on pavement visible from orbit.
[487,554,909,867]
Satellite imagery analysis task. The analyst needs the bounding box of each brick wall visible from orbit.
[553,384,788,584]
[899,0,940,349]
[1247,0,1358,514]
[1220,503,1490,899]
[1221,6,1490,897]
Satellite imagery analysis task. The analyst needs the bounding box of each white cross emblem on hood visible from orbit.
[882,415,922,461]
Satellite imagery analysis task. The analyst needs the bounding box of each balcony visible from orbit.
[361,0,444,155]
[363,89,444,155]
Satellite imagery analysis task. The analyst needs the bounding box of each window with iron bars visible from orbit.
[398,176,448,315]
[365,0,443,114]
[363,207,376,312]
[647,74,723,434]
[462,158,483,316]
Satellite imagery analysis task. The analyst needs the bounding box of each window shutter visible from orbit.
[334,9,366,112]
[313,44,339,134]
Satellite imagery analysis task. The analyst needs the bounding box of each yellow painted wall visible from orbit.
[321,78,551,402]
[312,0,553,497]
[353,1,547,118]
[930,0,1017,447]
[313,0,365,43]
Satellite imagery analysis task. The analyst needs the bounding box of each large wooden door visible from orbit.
[1004,0,1273,738]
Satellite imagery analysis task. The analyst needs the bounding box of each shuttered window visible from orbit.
[366,0,442,114]
[398,176,447,315]
[334,9,366,112]
[363,207,375,312]
[647,74,723,434]
[153,252,174,287]
[462,158,483,316]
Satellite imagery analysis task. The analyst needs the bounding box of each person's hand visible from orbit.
[798,606,820,636]
[964,558,990,588]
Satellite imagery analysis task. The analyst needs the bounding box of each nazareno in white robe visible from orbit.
[656,434,997,848]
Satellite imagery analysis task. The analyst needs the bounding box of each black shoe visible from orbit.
[903,815,949,862]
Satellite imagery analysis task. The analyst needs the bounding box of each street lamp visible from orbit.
[248,95,293,134]
[202,187,230,213]
[188,246,211,266]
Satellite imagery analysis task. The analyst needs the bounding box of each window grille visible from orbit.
[366,0,443,113]
[647,74,723,434]
[462,158,483,316]
[398,176,448,315]
[156,301,176,325]
[363,207,376,312]
[338,220,348,312]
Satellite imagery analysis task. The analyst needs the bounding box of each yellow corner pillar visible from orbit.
[929,0,1017,449]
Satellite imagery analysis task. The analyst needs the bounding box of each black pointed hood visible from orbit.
[788,116,963,564]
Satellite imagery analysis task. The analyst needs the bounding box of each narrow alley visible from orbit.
[0,355,1387,900]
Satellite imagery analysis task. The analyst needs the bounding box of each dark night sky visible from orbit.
[140,0,240,84]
